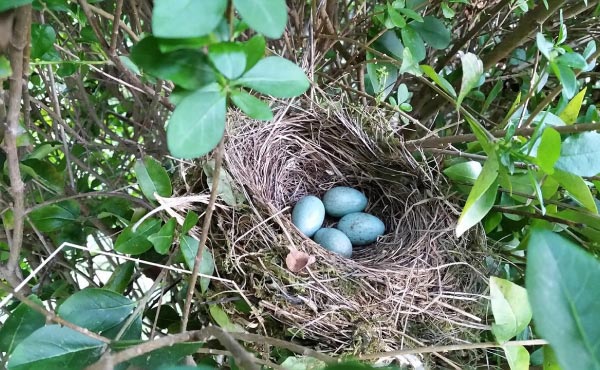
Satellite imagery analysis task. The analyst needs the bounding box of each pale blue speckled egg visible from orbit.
[313,228,353,258]
[337,212,385,246]
[322,186,368,217]
[291,195,325,237]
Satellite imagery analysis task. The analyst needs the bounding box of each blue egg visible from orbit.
[337,212,385,246]
[313,228,353,258]
[291,195,325,237]
[322,186,368,217]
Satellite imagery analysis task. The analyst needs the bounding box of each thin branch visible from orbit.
[1,5,31,286]
[109,0,124,54]
[181,139,225,331]
[358,339,548,360]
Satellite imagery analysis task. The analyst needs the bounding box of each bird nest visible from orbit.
[191,94,487,358]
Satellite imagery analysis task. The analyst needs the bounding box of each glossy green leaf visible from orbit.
[134,156,172,201]
[243,35,265,71]
[387,4,406,28]
[490,277,532,343]
[536,127,561,174]
[230,89,273,120]
[503,345,530,370]
[115,218,162,255]
[536,33,555,61]
[482,79,503,113]
[280,356,327,370]
[209,305,245,332]
[0,296,45,354]
[57,288,134,333]
[208,42,247,80]
[103,261,135,294]
[543,346,561,370]
[0,55,11,78]
[551,170,597,213]
[152,0,227,38]
[559,87,587,125]
[232,0,287,39]
[465,114,495,156]
[409,16,450,49]
[366,54,399,98]
[555,132,600,177]
[236,56,310,98]
[456,156,499,237]
[30,24,56,60]
[457,52,483,107]
[396,83,409,104]
[556,52,588,70]
[551,62,577,99]
[397,7,424,22]
[7,325,104,370]
[441,2,455,18]
[102,313,142,341]
[111,340,203,370]
[443,161,482,184]
[399,47,422,76]
[180,235,215,292]
[130,36,216,90]
[526,229,600,370]
[421,64,456,97]
[148,218,176,255]
[182,211,199,234]
[0,0,32,12]
[166,87,226,159]
[29,202,80,232]
[157,37,214,53]
[401,25,426,62]
[374,30,404,59]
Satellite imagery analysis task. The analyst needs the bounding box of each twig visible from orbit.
[109,0,124,54]
[86,326,260,370]
[491,206,584,228]
[358,339,548,360]
[88,3,138,41]
[181,139,225,331]
[0,5,31,288]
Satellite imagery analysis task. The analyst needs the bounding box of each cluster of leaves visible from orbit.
[129,0,309,159]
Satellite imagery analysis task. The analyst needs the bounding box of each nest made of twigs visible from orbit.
[187,92,487,361]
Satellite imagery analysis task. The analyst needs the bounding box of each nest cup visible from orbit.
[213,97,485,355]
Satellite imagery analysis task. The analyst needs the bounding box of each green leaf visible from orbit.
[29,202,80,232]
[399,47,422,76]
[115,218,162,255]
[559,87,587,125]
[130,36,216,90]
[490,277,532,343]
[152,0,227,38]
[555,132,600,177]
[7,325,104,370]
[551,62,577,99]
[243,35,266,71]
[157,37,214,53]
[396,83,409,104]
[166,87,226,159]
[443,161,482,184]
[133,156,172,201]
[180,235,215,292]
[0,296,45,354]
[232,0,287,39]
[482,79,503,113]
[230,89,273,120]
[409,16,450,49]
[148,218,176,255]
[0,0,32,12]
[280,356,327,370]
[111,340,203,370]
[457,52,483,107]
[456,156,499,237]
[465,114,495,156]
[182,211,199,234]
[208,42,247,80]
[0,55,12,78]
[551,170,597,213]
[397,7,424,22]
[236,56,310,98]
[441,2,455,18]
[102,313,142,341]
[401,25,426,62]
[30,24,56,60]
[556,52,588,70]
[57,288,135,333]
[103,261,135,294]
[526,229,600,370]
[420,64,456,97]
[536,127,561,174]
[387,5,406,28]
[209,305,245,332]
[536,33,555,61]
[503,345,530,370]
[543,346,561,370]
[366,55,399,98]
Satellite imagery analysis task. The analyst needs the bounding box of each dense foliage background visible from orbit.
[1,0,599,369]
